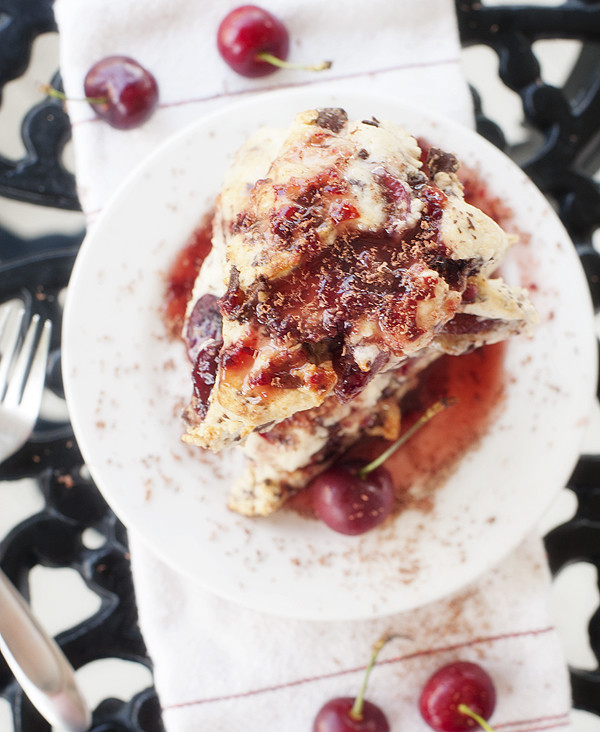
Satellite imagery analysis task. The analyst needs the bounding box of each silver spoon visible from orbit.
[0,568,91,731]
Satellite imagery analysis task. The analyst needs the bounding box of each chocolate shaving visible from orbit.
[427,147,460,176]
[314,108,348,133]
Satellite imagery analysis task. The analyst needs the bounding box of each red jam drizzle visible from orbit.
[163,218,213,338]
[255,230,441,345]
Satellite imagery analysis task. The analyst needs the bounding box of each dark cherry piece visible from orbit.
[192,342,222,419]
[187,294,224,417]
[311,462,394,536]
[313,697,390,732]
[217,5,289,77]
[84,55,159,129]
[419,661,496,732]
[185,294,223,363]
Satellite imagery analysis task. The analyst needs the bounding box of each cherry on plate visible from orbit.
[419,661,496,732]
[84,55,159,129]
[310,398,455,535]
[311,462,395,536]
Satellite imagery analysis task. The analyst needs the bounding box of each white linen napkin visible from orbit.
[128,533,571,732]
[55,0,473,227]
[54,0,574,730]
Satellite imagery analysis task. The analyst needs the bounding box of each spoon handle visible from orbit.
[0,568,91,731]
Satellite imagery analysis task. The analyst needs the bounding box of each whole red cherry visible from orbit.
[311,462,395,536]
[419,661,496,732]
[217,5,289,78]
[313,635,392,732]
[313,697,390,732]
[310,398,454,536]
[83,55,159,129]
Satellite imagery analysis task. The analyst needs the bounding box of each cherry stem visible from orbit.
[39,83,107,105]
[357,397,457,479]
[255,52,332,72]
[457,704,495,732]
[349,634,390,721]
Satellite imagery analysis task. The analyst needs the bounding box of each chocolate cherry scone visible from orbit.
[181,108,537,516]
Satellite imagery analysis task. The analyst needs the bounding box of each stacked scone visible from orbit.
[181,108,537,516]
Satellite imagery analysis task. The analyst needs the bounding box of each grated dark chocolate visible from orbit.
[314,107,348,133]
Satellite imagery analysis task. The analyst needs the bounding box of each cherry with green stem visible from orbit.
[217,5,331,78]
[313,634,398,732]
[419,661,496,732]
[457,705,495,732]
[42,56,159,130]
[310,398,456,535]
[314,639,497,732]
[356,397,454,479]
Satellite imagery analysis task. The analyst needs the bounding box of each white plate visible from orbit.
[63,88,597,621]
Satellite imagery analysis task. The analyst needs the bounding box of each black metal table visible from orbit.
[0,2,599,730]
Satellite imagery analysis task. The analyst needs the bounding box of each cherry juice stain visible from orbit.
[367,343,505,513]
[163,217,213,338]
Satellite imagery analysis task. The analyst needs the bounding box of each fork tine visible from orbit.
[0,306,10,338]
[17,319,52,419]
[0,302,26,398]
[3,314,41,408]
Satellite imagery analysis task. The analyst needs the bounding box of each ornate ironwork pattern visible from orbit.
[0,0,79,209]
[0,2,160,729]
[459,0,600,307]
[0,253,164,732]
[459,0,600,717]
[0,1,599,730]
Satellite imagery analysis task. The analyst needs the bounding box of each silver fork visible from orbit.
[0,300,52,463]
[0,300,91,731]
